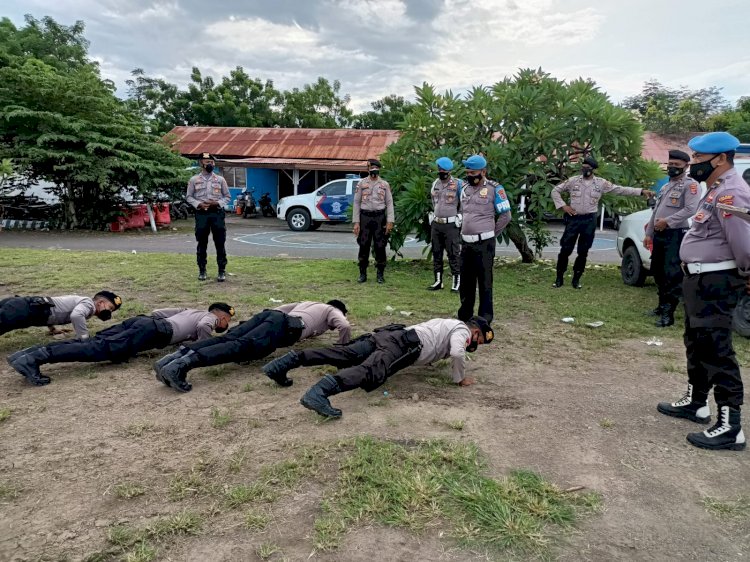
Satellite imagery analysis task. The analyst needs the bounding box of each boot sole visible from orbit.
[686,435,747,451]
[657,404,711,424]
[154,370,171,388]
[300,397,341,418]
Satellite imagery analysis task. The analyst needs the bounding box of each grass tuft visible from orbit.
[124,541,156,562]
[257,543,282,560]
[224,483,278,508]
[599,418,615,429]
[312,437,600,556]
[0,483,20,500]
[122,422,155,438]
[114,482,146,499]
[703,496,750,519]
[0,408,11,423]
[210,407,232,429]
[244,509,271,531]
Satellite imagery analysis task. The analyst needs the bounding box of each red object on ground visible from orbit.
[153,203,171,226]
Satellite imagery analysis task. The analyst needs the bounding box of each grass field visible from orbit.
[1,248,748,561]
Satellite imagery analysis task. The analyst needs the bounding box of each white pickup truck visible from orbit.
[276,175,361,231]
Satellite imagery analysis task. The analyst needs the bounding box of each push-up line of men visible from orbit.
[1,293,493,419]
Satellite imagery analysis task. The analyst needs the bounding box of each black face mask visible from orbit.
[369,169,380,177]
[582,167,593,178]
[667,166,685,178]
[438,172,450,181]
[689,157,716,182]
[467,174,482,186]
[466,337,479,353]
[215,324,228,334]
[96,310,112,321]
[204,163,214,173]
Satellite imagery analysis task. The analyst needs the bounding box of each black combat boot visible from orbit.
[154,346,190,386]
[571,270,583,289]
[7,344,45,364]
[656,303,675,328]
[646,304,664,317]
[261,351,299,387]
[357,266,367,283]
[158,350,200,392]
[687,406,745,451]
[198,270,207,281]
[8,347,51,386]
[300,374,343,418]
[217,271,226,282]
[376,266,385,284]
[657,384,711,423]
[451,274,460,293]
[428,272,443,291]
[552,256,567,288]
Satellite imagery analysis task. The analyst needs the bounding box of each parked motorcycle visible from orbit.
[259,192,276,217]
[237,188,257,218]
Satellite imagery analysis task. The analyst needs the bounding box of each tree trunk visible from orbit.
[506,222,535,263]
[64,182,78,229]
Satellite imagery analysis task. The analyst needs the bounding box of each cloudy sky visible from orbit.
[5,0,750,111]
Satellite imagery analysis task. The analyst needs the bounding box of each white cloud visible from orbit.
[206,17,375,64]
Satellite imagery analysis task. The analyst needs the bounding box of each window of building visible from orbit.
[220,166,247,188]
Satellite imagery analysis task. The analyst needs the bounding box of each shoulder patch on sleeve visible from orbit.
[718,195,734,204]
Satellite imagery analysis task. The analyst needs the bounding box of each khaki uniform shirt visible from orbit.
[646,175,701,237]
[48,296,96,339]
[460,178,512,236]
[275,301,351,344]
[186,172,230,209]
[680,169,750,276]
[552,175,643,215]
[411,319,472,383]
[431,177,463,218]
[353,177,395,223]
[152,308,218,344]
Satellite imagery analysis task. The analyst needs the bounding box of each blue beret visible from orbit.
[435,157,454,171]
[687,132,740,154]
[462,155,487,170]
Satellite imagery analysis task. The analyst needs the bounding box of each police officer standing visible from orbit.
[352,159,394,284]
[643,150,701,327]
[186,153,230,282]
[551,156,654,289]
[427,157,463,292]
[457,155,511,324]
[657,132,750,451]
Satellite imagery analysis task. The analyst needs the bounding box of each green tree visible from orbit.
[382,69,662,259]
[622,79,729,134]
[707,96,750,142]
[0,16,190,228]
[278,77,353,128]
[353,95,414,129]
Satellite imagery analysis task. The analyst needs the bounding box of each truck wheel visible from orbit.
[287,208,311,231]
[621,245,647,286]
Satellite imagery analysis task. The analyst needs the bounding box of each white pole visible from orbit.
[147,204,157,233]
[599,205,605,232]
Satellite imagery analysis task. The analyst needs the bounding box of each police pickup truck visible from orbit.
[276,175,361,231]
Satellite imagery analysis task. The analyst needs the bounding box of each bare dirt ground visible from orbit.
[1,318,748,562]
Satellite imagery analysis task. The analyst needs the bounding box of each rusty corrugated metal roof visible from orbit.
[642,131,703,164]
[215,157,368,171]
[168,126,401,162]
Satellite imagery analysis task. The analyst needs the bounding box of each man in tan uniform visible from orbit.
[643,150,701,327]
[155,300,351,392]
[551,156,654,289]
[186,153,231,282]
[1,291,122,339]
[8,303,234,386]
[352,159,394,284]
